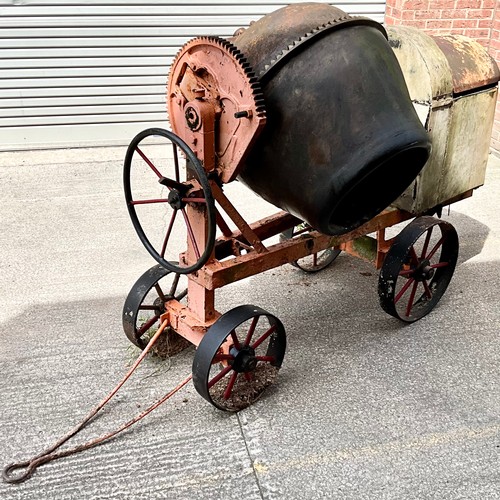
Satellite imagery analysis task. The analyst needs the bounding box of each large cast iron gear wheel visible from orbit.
[167,36,267,183]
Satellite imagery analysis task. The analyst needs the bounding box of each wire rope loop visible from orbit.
[3,461,35,484]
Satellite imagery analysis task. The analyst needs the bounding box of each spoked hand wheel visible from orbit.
[122,264,190,356]
[378,216,459,322]
[192,305,286,411]
[280,225,340,272]
[124,128,216,274]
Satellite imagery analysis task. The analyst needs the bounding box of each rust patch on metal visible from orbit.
[433,35,500,94]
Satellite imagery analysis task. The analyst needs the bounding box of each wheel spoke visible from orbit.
[426,236,444,260]
[212,354,234,363]
[430,261,449,269]
[129,198,170,206]
[136,146,163,179]
[405,280,419,317]
[181,208,201,260]
[223,371,239,400]
[409,246,419,265]
[313,252,318,267]
[169,273,181,296]
[394,277,415,304]
[160,210,178,259]
[244,317,259,346]
[138,305,158,311]
[182,197,207,204]
[230,330,242,350]
[154,284,166,302]
[208,365,232,389]
[251,324,277,350]
[399,268,414,276]
[422,279,433,299]
[420,226,434,259]
[137,314,160,335]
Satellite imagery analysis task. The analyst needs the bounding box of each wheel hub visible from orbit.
[153,296,166,314]
[167,189,186,210]
[413,259,435,282]
[230,345,257,373]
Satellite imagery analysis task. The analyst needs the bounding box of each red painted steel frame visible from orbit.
[162,200,415,346]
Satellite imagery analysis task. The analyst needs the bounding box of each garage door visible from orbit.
[0,0,386,150]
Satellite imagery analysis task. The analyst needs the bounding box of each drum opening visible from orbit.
[327,144,430,234]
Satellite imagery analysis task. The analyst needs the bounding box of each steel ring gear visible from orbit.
[167,36,267,183]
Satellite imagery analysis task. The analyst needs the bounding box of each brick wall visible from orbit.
[489,3,500,150]
[385,0,500,151]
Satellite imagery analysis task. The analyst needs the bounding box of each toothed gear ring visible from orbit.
[167,36,267,183]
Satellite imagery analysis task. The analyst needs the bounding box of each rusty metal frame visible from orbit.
[163,196,416,345]
[161,183,474,345]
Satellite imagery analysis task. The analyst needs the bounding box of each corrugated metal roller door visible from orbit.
[0,0,386,150]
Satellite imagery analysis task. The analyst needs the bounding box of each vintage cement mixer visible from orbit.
[122,3,499,411]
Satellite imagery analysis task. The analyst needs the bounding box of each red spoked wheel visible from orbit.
[280,225,340,272]
[122,264,190,356]
[192,305,286,411]
[378,216,459,322]
[124,128,216,274]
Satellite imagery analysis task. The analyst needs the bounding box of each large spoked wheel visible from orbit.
[193,305,286,412]
[280,226,340,272]
[122,264,190,356]
[124,128,216,274]
[379,216,459,323]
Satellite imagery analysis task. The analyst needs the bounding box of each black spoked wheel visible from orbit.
[280,226,340,272]
[124,128,216,274]
[379,216,459,322]
[122,264,190,356]
[192,305,286,412]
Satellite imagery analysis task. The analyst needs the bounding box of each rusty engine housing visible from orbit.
[233,3,431,235]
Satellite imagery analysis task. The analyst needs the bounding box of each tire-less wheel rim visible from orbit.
[280,226,340,272]
[122,264,190,356]
[379,216,459,322]
[193,305,286,411]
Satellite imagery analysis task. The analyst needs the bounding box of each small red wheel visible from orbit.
[280,225,340,272]
[192,305,286,411]
[378,216,459,322]
[124,128,216,274]
[122,264,190,356]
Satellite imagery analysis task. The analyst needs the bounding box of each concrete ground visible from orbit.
[0,147,499,500]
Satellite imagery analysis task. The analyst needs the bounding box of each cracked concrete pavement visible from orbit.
[0,147,499,499]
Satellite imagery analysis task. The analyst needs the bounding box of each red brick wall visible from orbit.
[385,0,500,151]
[489,3,500,150]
